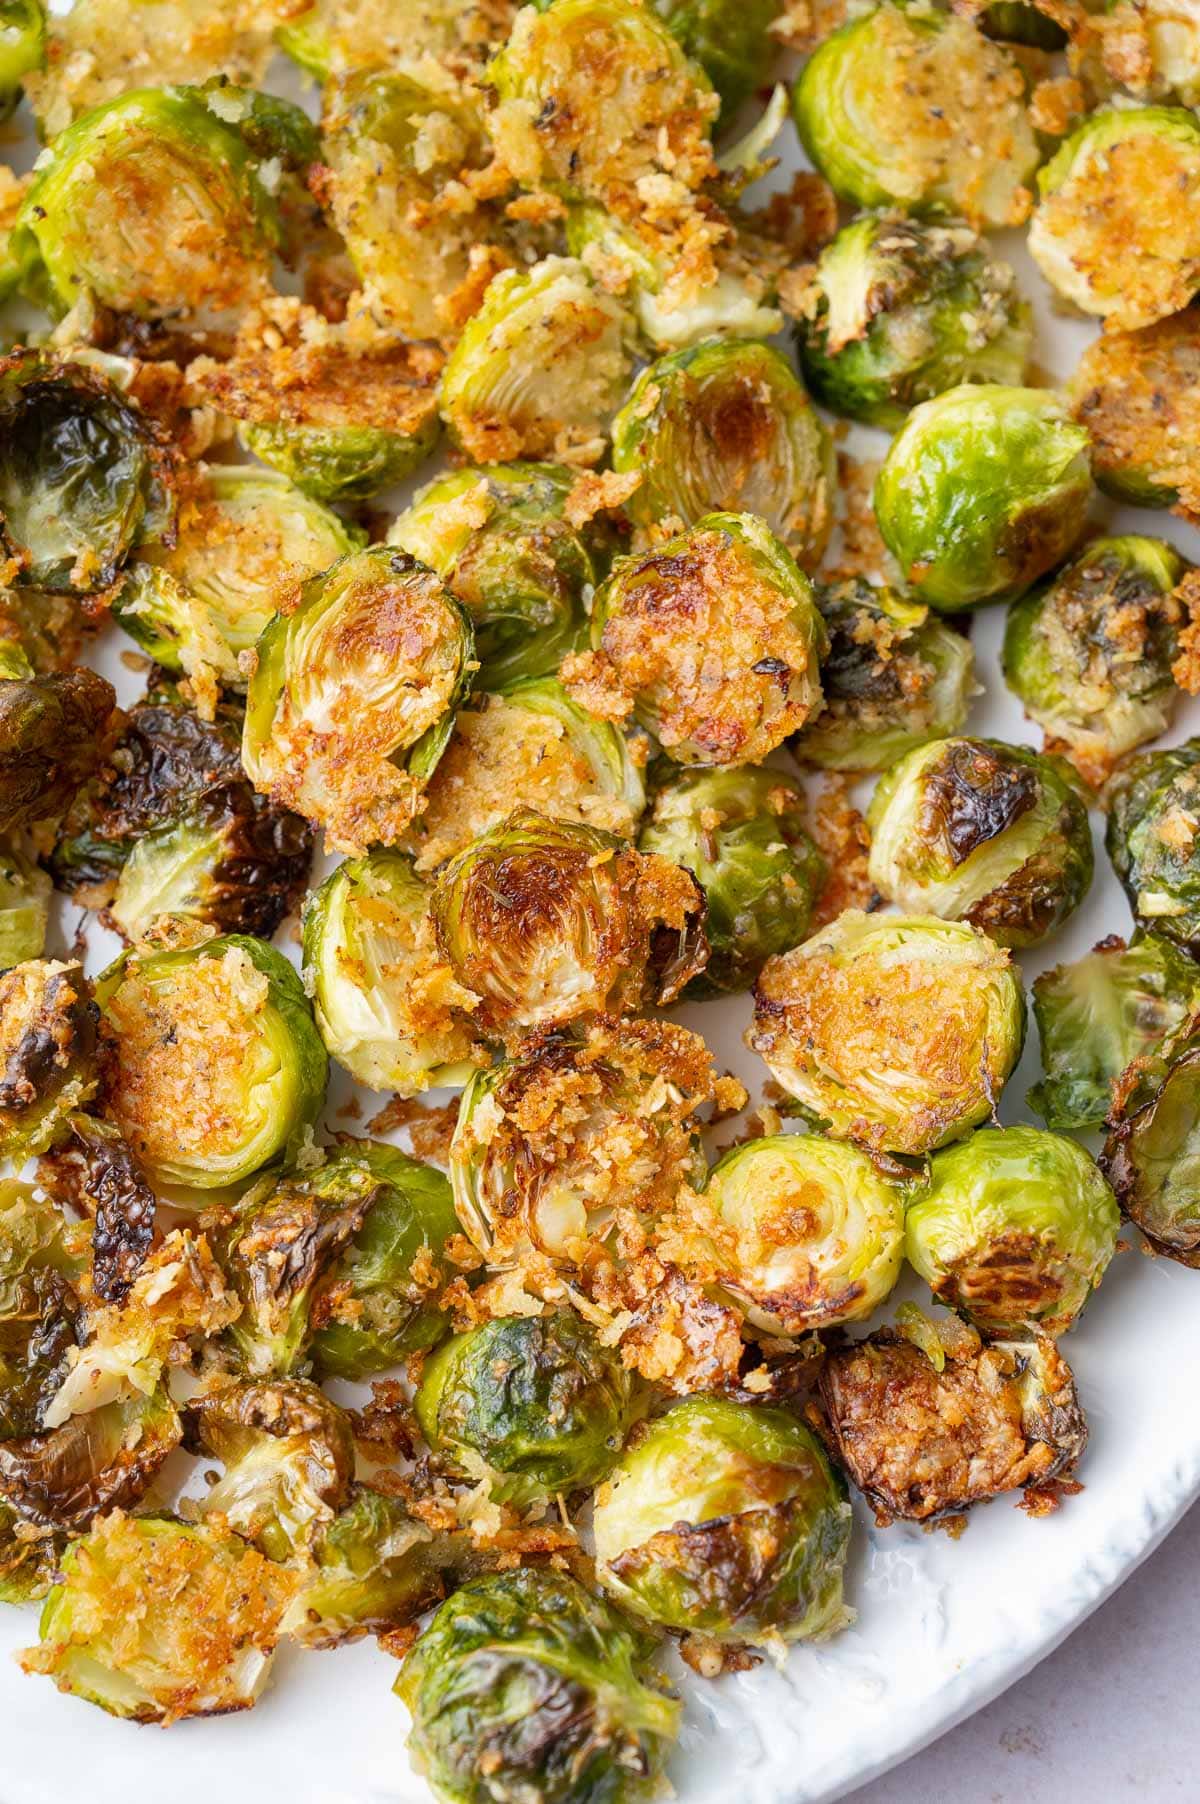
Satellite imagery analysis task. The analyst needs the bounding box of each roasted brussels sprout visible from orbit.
[866,737,1094,948]
[1030,934,1200,1131]
[795,214,1031,430]
[280,1485,444,1649]
[873,385,1094,611]
[397,1566,679,1804]
[21,1511,297,1720]
[0,0,44,120]
[1068,310,1200,516]
[1102,1023,1200,1264]
[302,850,481,1096]
[0,961,97,1161]
[0,839,49,965]
[431,808,707,1034]
[416,1310,639,1504]
[1029,106,1200,332]
[650,0,778,119]
[793,579,975,772]
[593,1395,850,1645]
[791,3,1038,228]
[906,1126,1120,1336]
[0,1181,85,1444]
[1107,739,1200,950]
[0,1386,182,1533]
[610,339,834,569]
[42,1113,157,1306]
[815,1315,1087,1523]
[243,547,474,855]
[97,930,327,1192]
[569,511,825,765]
[637,764,823,996]
[439,257,635,465]
[749,911,1026,1156]
[0,666,116,836]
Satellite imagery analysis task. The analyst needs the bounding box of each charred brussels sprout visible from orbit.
[0,666,116,835]
[873,386,1094,611]
[906,1126,1119,1336]
[637,764,823,996]
[1102,1024,1200,1264]
[21,1512,297,1720]
[1107,739,1200,950]
[866,737,1094,948]
[280,1486,444,1649]
[44,1113,157,1306]
[795,214,1031,430]
[1029,107,1200,332]
[431,808,707,1034]
[97,930,327,1192]
[1030,934,1200,1131]
[594,1396,850,1645]
[1068,311,1200,516]
[397,1566,679,1804]
[0,961,97,1161]
[750,911,1025,1156]
[302,850,481,1097]
[1003,536,1188,787]
[243,547,474,855]
[573,511,825,765]
[791,4,1038,229]
[416,1310,639,1504]
[610,339,834,569]
[0,839,50,965]
[650,0,778,119]
[793,579,975,772]
[0,0,44,119]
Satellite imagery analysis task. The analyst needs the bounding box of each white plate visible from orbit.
[2,55,1199,1804]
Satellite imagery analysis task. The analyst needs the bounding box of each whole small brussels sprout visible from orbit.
[795,214,1031,430]
[610,339,834,569]
[794,579,975,772]
[791,3,1038,228]
[397,1566,680,1804]
[0,838,50,965]
[1107,739,1200,949]
[906,1125,1120,1336]
[1102,1023,1200,1264]
[873,385,1094,611]
[0,0,44,120]
[431,808,708,1035]
[0,961,97,1162]
[637,764,823,996]
[866,737,1094,948]
[1029,106,1200,332]
[593,1395,850,1645]
[415,1309,640,1503]
[1030,933,1200,1131]
[649,0,779,119]
[0,666,116,836]
[242,547,475,855]
[569,511,825,765]
[749,910,1026,1155]
[1069,310,1200,516]
[97,929,328,1193]
[280,1485,445,1649]
[1003,535,1189,787]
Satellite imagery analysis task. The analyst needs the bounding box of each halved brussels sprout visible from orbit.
[302,850,481,1096]
[439,256,635,465]
[1068,310,1200,516]
[0,961,97,1162]
[795,214,1031,431]
[276,0,512,82]
[388,464,594,688]
[451,1015,714,1270]
[816,1316,1087,1523]
[793,579,975,772]
[1030,933,1200,1131]
[570,511,825,765]
[243,547,475,855]
[866,737,1094,948]
[0,838,49,965]
[0,0,44,120]
[749,911,1026,1156]
[416,1309,639,1505]
[791,4,1038,228]
[906,1125,1120,1336]
[649,0,778,119]
[1029,106,1200,332]
[431,808,707,1034]
[593,1395,850,1645]
[21,1511,297,1721]
[1107,739,1200,949]
[637,764,823,997]
[115,467,361,691]
[1102,1023,1200,1264]
[280,1485,444,1649]
[0,666,116,835]
[1003,535,1189,787]
[97,930,327,1192]
[405,681,645,873]
[610,339,833,569]
[0,1389,182,1533]
[874,385,1094,612]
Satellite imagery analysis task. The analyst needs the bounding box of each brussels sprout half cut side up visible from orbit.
[243,547,475,856]
[873,386,1094,612]
[593,1395,851,1646]
[1107,739,1200,951]
[397,1566,680,1804]
[749,910,1026,1156]
[906,1125,1120,1337]
[0,839,50,966]
[1068,310,1200,516]
[611,339,834,570]
[97,930,327,1192]
[1102,1024,1200,1266]
[866,737,1094,949]
[0,961,98,1162]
